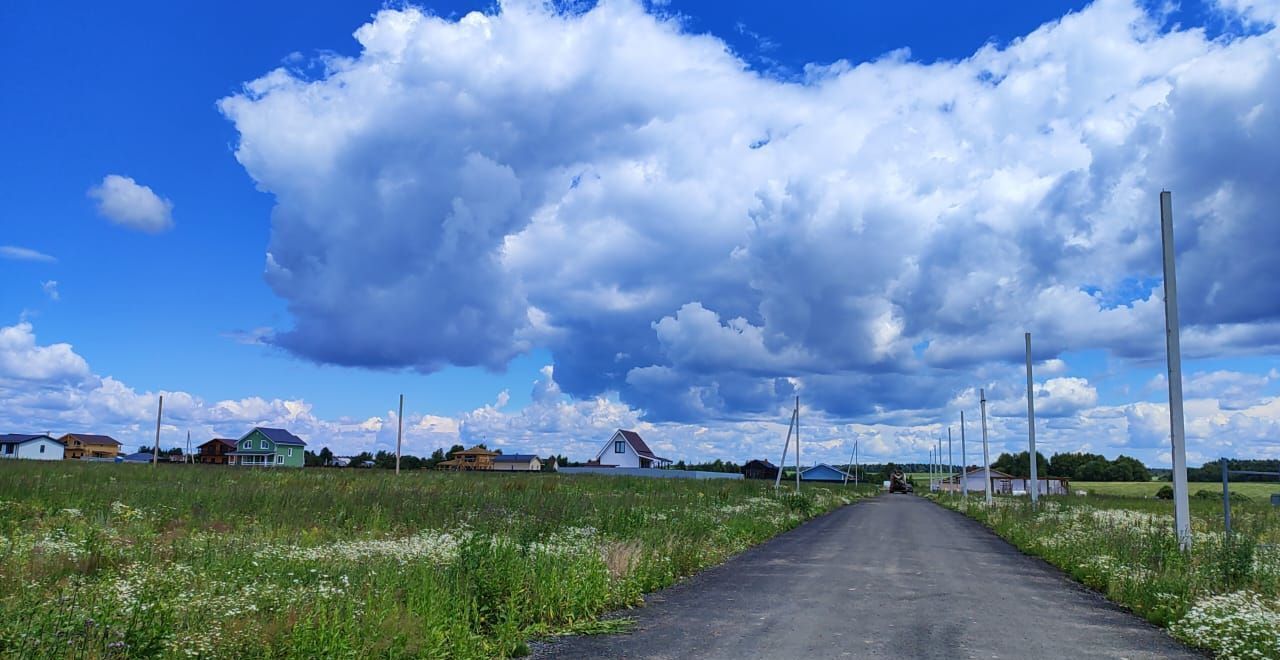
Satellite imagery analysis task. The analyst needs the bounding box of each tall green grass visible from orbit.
[0,462,870,658]
[930,492,1280,658]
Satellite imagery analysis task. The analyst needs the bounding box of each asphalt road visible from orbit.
[533,494,1202,659]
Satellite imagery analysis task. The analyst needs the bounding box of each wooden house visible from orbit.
[587,430,671,469]
[491,454,542,472]
[59,433,122,460]
[437,445,499,471]
[197,438,236,465]
[0,434,64,461]
[226,427,306,467]
[742,459,779,480]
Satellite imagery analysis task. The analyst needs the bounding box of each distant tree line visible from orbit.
[985,451,1151,481]
[1187,459,1280,482]
[301,443,562,471]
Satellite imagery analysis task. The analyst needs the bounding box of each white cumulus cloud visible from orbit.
[87,174,174,233]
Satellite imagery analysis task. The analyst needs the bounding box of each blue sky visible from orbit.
[3,0,1280,466]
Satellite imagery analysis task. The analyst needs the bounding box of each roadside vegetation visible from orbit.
[930,490,1280,659]
[0,461,868,658]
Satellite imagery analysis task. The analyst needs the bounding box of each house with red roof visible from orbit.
[587,429,672,469]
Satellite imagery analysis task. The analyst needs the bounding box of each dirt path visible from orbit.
[533,494,1202,659]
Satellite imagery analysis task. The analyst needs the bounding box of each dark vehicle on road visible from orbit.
[889,469,914,493]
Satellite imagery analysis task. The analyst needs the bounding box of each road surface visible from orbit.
[533,494,1201,659]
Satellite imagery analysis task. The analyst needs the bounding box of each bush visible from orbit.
[1156,485,1173,499]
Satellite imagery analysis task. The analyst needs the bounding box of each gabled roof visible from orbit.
[61,433,121,446]
[800,463,852,479]
[615,430,670,462]
[197,438,236,448]
[744,459,778,469]
[120,451,153,462]
[0,433,61,446]
[493,454,539,463]
[243,427,306,447]
[455,445,498,456]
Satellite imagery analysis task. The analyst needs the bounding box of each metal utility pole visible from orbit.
[844,441,856,485]
[854,439,859,487]
[980,389,992,505]
[795,396,801,491]
[1025,332,1039,506]
[960,411,968,497]
[151,395,163,466]
[396,394,404,475]
[1160,191,1193,550]
[947,427,954,493]
[929,448,934,492]
[937,434,943,493]
[774,404,798,489]
[185,430,191,464]
[1220,458,1232,538]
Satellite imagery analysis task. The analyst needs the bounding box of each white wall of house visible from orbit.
[594,431,641,468]
[1,438,64,461]
[492,457,542,472]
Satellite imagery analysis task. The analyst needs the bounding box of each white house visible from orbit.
[491,454,543,472]
[939,467,1070,495]
[588,429,672,469]
[0,434,64,461]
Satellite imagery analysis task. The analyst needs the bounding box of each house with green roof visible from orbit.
[226,427,306,467]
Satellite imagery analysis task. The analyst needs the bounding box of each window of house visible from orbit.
[614,440,624,453]
[276,456,283,464]
[287,447,293,457]
[39,444,45,453]
[243,440,250,449]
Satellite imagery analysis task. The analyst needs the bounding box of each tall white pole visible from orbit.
[151,395,163,466]
[929,448,933,492]
[774,406,796,489]
[795,396,801,491]
[980,389,992,506]
[937,434,943,493]
[960,411,968,497]
[396,394,404,475]
[1025,332,1039,506]
[854,439,859,487]
[1160,190,1193,550]
[844,441,856,485]
[947,427,954,493]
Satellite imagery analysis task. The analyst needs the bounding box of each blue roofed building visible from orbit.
[799,463,854,482]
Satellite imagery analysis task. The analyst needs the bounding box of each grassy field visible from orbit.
[0,461,870,658]
[931,492,1280,658]
[1073,480,1280,500]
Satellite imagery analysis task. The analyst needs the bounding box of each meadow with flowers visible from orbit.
[0,461,869,658]
[930,491,1280,659]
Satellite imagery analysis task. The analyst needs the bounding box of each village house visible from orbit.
[226,427,306,467]
[437,445,499,470]
[0,434,64,461]
[799,463,854,482]
[742,459,779,480]
[587,429,672,469]
[491,454,543,472]
[197,438,236,465]
[938,467,1070,495]
[59,433,122,460]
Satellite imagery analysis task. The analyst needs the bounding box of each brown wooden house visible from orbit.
[437,445,498,471]
[59,433,122,460]
[197,438,236,465]
[742,459,779,480]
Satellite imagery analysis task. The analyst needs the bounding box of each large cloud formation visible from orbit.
[220,0,1280,423]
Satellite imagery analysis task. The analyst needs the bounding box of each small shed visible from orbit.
[799,463,854,482]
[491,454,543,472]
[742,459,779,480]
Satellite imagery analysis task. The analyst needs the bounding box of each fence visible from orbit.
[559,467,742,480]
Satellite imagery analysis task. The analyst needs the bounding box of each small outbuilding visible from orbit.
[491,454,543,472]
[0,434,64,461]
[742,459,780,480]
[938,467,1070,495]
[799,463,854,482]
